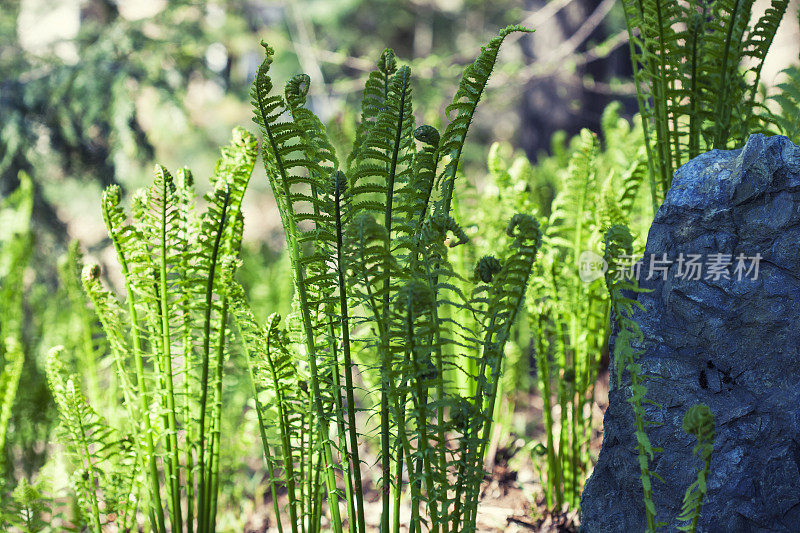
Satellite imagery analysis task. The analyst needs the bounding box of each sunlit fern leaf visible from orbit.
[80,264,138,414]
[768,65,800,143]
[623,0,786,204]
[251,43,338,310]
[347,64,417,354]
[457,214,542,528]
[2,476,51,531]
[546,129,599,253]
[741,0,789,113]
[0,172,33,340]
[252,42,347,529]
[437,25,532,214]
[0,337,24,454]
[57,242,111,402]
[226,275,306,525]
[618,153,648,219]
[349,64,415,222]
[348,49,397,170]
[46,346,140,532]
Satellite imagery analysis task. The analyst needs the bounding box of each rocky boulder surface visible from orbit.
[581,134,800,532]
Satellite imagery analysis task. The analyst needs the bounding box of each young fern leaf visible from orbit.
[252,33,533,533]
[769,64,800,143]
[58,128,256,533]
[438,25,532,214]
[677,404,715,533]
[604,225,662,532]
[80,264,138,415]
[252,41,345,533]
[622,0,787,204]
[348,49,397,170]
[46,346,140,533]
[227,279,298,533]
[0,337,24,455]
[457,214,542,530]
[546,129,599,253]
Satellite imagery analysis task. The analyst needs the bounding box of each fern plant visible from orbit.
[603,225,662,532]
[622,0,788,207]
[56,241,112,409]
[604,225,717,531]
[240,27,540,533]
[767,12,800,143]
[676,404,715,533]
[449,107,652,512]
[48,128,256,532]
[0,172,32,478]
[47,345,140,532]
[1,476,51,532]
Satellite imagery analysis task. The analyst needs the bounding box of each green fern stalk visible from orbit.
[677,405,715,532]
[153,166,184,529]
[0,338,24,455]
[101,185,166,532]
[334,170,367,533]
[604,225,660,532]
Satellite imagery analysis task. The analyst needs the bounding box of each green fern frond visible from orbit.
[348,49,398,170]
[623,0,787,203]
[438,25,532,214]
[79,264,137,413]
[0,337,24,454]
[546,129,599,253]
[677,404,715,533]
[46,346,140,532]
[769,65,800,143]
[603,225,660,532]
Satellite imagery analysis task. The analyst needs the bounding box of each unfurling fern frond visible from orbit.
[677,404,715,533]
[769,64,800,144]
[546,129,599,253]
[603,225,662,532]
[50,128,256,532]
[1,476,51,531]
[438,25,532,214]
[252,41,345,532]
[250,30,536,533]
[455,214,542,530]
[348,49,397,170]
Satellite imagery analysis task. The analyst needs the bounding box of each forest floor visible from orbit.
[244,371,610,533]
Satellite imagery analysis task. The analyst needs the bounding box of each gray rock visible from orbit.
[580,134,800,532]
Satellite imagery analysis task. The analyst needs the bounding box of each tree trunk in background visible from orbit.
[519,0,635,159]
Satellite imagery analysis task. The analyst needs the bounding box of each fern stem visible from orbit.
[334,174,367,533]
[327,319,358,533]
[70,383,103,533]
[198,188,230,533]
[241,327,285,533]
[262,323,300,533]
[156,177,184,530]
[713,0,742,148]
[379,68,411,533]
[256,80,343,533]
[104,209,166,532]
[205,296,229,532]
[533,312,558,508]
